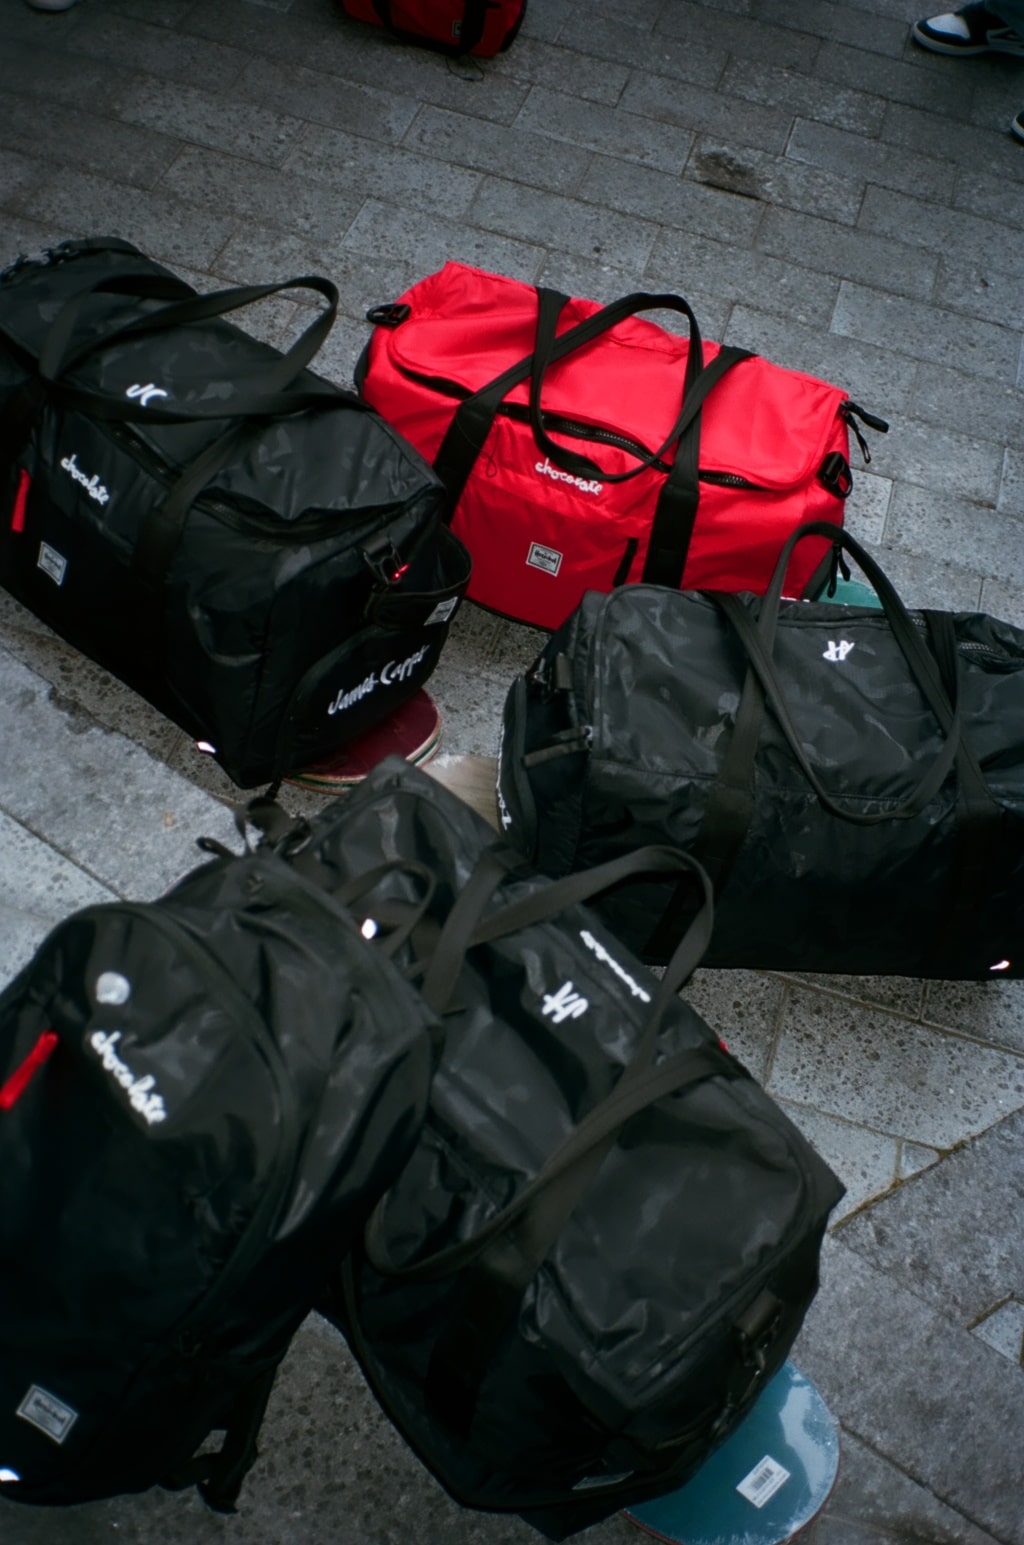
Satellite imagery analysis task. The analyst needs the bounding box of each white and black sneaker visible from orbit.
[1012,109,1024,140]
[913,2,1024,53]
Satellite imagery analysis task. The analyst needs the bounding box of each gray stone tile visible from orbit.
[285,125,484,220]
[515,84,693,173]
[0,651,236,904]
[469,176,660,269]
[909,361,1024,454]
[921,979,1024,1056]
[556,10,728,89]
[793,1238,1024,1543]
[0,150,42,210]
[64,10,250,93]
[886,483,1024,588]
[899,1140,941,1181]
[803,1428,1007,1545]
[15,171,239,275]
[401,104,593,196]
[537,251,735,343]
[721,56,886,136]
[620,70,795,155]
[758,206,940,299]
[0,89,180,192]
[839,1107,1024,1326]
[954,166,1024,233]
[775,1100,900,1221]
[234,54,420,145]
[496,36,630,104]
[882,97,1024,183]
[973,1299,1024,1363]
[680,966,785,1083]
[999,446,1024,517]
[723,305,918,414]
[786,116,952,203]
[933,252,1024,331]
[0,809,118,991]
[114,74,309,167]
[768,989,1024,1148]
[775,972,925,1018]
[159,145,361,246]
[647,233,839,332]
[813,38,983,118]
[687,137,863,225]
[340,198,546,283]
[842,468,892,546]
[862,415,1004,506]
[831,280,1022,385]
[655,1,822,71]
[757,0,909,55]
[859,184,1024,277]
[581,155,763,245]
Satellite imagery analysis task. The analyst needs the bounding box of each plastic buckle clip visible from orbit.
[363,540,410,587]
[365,302,411,328]
[819,451,852,499]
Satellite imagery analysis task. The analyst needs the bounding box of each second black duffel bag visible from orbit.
[0,236,470,788]
[497,522,1024,979]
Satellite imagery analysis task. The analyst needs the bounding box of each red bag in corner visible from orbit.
[356,262,887,631]
[338,0,527,57]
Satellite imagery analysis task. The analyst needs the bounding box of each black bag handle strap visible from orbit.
[38,272,338,387]
[711,522,968,823]
[433,289,741,510]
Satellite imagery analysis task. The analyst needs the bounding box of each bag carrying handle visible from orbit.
[367,843,728,1285]
[713,522,967,824]
[34,272,349,423]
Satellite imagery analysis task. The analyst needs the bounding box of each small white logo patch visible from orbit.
[89,1030,167,1125]
[535,456,603,498]
[126,382,169,408]
[95,972,131,1006]
[527,541,563,576]
[17,1386,78,1446]
[37,542,67,586]
[541,981,589,1023]
[60,453,109,506]
[823,639,855,662]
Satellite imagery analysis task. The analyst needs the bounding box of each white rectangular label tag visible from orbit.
[737,1453,790,1508]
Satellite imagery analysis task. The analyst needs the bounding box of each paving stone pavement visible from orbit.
[1,0,1023,1541]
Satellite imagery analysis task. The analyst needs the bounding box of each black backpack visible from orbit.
[0,815,440,1511]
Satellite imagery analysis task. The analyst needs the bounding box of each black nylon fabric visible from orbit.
[0,836,439,1509]
[304,760,844,1538]
[0,238,469,787]
[496,577,1024,978]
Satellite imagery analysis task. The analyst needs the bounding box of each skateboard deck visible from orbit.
[623,1362,839,1545]
[283,689,442,792]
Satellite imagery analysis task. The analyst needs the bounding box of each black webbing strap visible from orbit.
[163,1365,278,1514]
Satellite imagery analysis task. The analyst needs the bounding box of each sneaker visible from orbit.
[24,0,79,9]
[912,2,1024,53]
[1013,109,1024,140]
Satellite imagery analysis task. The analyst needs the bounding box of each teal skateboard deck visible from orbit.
[623,1363,839,1545]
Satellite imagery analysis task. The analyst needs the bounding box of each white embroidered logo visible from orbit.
[126,382,169,408]
[88,1030,167,1125]
[823,639,855,662]
[535,456,603,497]
[579,929,652,1002]
[60,453,110,506]
[541,981,589,1023]
[327,646,429,716]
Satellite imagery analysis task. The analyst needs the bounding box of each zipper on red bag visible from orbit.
[10,468,30,533]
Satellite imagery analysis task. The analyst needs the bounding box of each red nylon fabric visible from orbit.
[360,263,855,631]
[338,0,525,56]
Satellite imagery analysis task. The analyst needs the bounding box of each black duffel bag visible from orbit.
[497,522,1024,979]
[268,759,845,1539]
[0,237,470,788]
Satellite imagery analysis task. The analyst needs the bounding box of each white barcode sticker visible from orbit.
[737,1453,790,1508]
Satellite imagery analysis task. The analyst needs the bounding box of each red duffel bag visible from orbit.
[338,0,526,57]
[356,262,887,631]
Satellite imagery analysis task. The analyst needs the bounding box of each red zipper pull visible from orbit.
[0,1030,59,1110]
[10,468,30,534]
